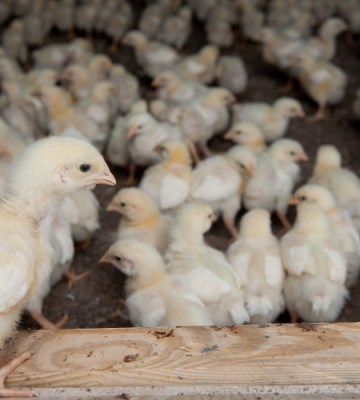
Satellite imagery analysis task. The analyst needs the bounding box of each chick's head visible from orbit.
[155,140,192,164]
[227,145,257,177]
[152,71,179,90]
[89,55,113,80]
[127,113,155,138]
[122,30,148,49]
[290,184,337,212]
[315,144,341,169]
[91,81,116,103]
[240,209,272,239]
[199,45,219,62]
[269,138,308,163]
[207,88,236,108]
[100,239,163,276]
[7,137,116,198]
[107,188,159,221]
[294,201,330,235]
[321,17,348,37]
[274,97,305,118]
[224,122,265,147]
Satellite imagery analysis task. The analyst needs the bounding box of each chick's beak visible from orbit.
[298,151,309,162]
[106,201,118,212]
[296,109,306,118]
[151,78,161,87]
[93,168,116,186]
[247,164,256,177]
[99,254,110,264]
[224,130,237,141]
[288,196,300,206]
[127,125,137,138]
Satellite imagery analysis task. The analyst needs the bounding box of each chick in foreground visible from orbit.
[227,209,285,323]
[224,122,266,154]
[0,136,115,397]
[281,202,348,323]
[291,184,360,288]
[107,188,171,254]
[165,202,249,326]
[139,140,192,211]
[100,239,213,327]
[244,138,308,230]
[311,145,360,232]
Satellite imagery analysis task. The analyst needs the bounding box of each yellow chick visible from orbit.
[215,55,248,95]
[244,138,308,229]
[174,44,219,84]
[190,145,256,239]
[291,184,360,288]
[227,209,285,323]
[290,53,347,121]
[100,239,213,327]
[224,122,266,154]
[311,145,360,233]
[165,202,249,326]
[233,97,305,142]
[281,202,348,323]
[107,188,171,254]
[139,140,192,211]
[0,136,115,397]
[123,30,179,78]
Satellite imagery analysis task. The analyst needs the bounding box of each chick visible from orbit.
[139,140,192,212]
[233,97,305,142]
[281,202,348,323]
[106,0,133,53]
[138,1,171,39]
[55,0,75,38]
[224,122,266,154]
[290,53,347,121]
[311,145,360,232]
[244,139,308,229]
[227,209,285,323]
[2,19,28,65]
[238,0,265,42]
[100,239,213,327]
[22,0,47,47]
[215,55,248,96]
[75,0,101,38]
[291,184,360,288]
[156,6,192,49]
[206,19,233,48]
[57,63,93,101]
[190,145,256,239]
[174,44,219,84]
[0,136,115,397]
[165,202,249,326]
[110,65,140,114]
[123,30,179,78]
[107,188,171,254]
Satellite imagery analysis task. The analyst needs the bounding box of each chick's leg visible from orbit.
[289,309,299,324]
[123,162,137,186]
[276,209,292,232]
[307,104,327,122]
[0,352,33,398]
[64,267,91,289]
[186,140,201,164]
[28,309,68,330]
[223,217,239,241]
[200,143,213,158]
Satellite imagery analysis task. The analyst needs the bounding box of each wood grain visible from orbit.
[1,323,360,399]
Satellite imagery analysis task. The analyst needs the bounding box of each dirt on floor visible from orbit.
[19,2,360,330]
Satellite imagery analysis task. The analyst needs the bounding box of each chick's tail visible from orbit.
[246,293,273,317]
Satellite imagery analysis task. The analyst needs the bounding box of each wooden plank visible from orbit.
[1,323,360,399]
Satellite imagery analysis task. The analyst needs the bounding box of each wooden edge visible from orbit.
[1,323,360,399]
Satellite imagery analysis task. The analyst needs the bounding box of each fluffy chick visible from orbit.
[244,138,308,229]
[110,65,140,114]
[224,122,266,154]
[311,145,360,233]
[190,145,256,239]
[107,188,171,254]
[291,184,360,288]
[100,239,213,327]
[233,97,305,142]
[281,202,348,323]
[139,140,192,211]
[215,55,248,95]
[165,202,249,326]
[227,209,285,323]
[0,136,115,397]
[2,19,28,64]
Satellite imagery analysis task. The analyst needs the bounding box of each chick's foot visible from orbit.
[0,352,33,398]
[29,310,68,330]
[64,267,91,289]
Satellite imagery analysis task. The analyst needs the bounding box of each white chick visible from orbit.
[190,145,256,239]
[281,202,348,323]
[57,63,93,101]
[233,97,305,142]
[123,30,179,78]
[206,19,233,48]
[215,55,248,95]
[126,112,182,184]
[22,0,47,47]
[100,239,213,327]
[227,209,285,323]
[110,65,140,114]
[2,19,28,65]
[238,0,265,42]
[224,122,266,154]
[105,100,147,168]
[291,184,360,288]
[290,53,347,121]
[156,6,192,49]
[165,202,249,326]
[55,0,75,38]
[87,54,114,82]
[174,44,219,84]
[107,188,171,254]
[138,1,171,39]
[106,1,133,53]
[311,145,360,233]
[244,138,308,229]
[139,140,192,212]
[0,136,115,397]
[75,0,101,38]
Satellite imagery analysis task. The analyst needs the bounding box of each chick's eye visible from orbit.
[290,151,296,156]
[137,124,143,129]
[79,164,91,172]
[208,213,213,219]
[114,256,122,262]
[120,202,126,207]
[300,196,306,201]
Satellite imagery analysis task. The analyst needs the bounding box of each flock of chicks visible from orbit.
[1,0,360,394]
